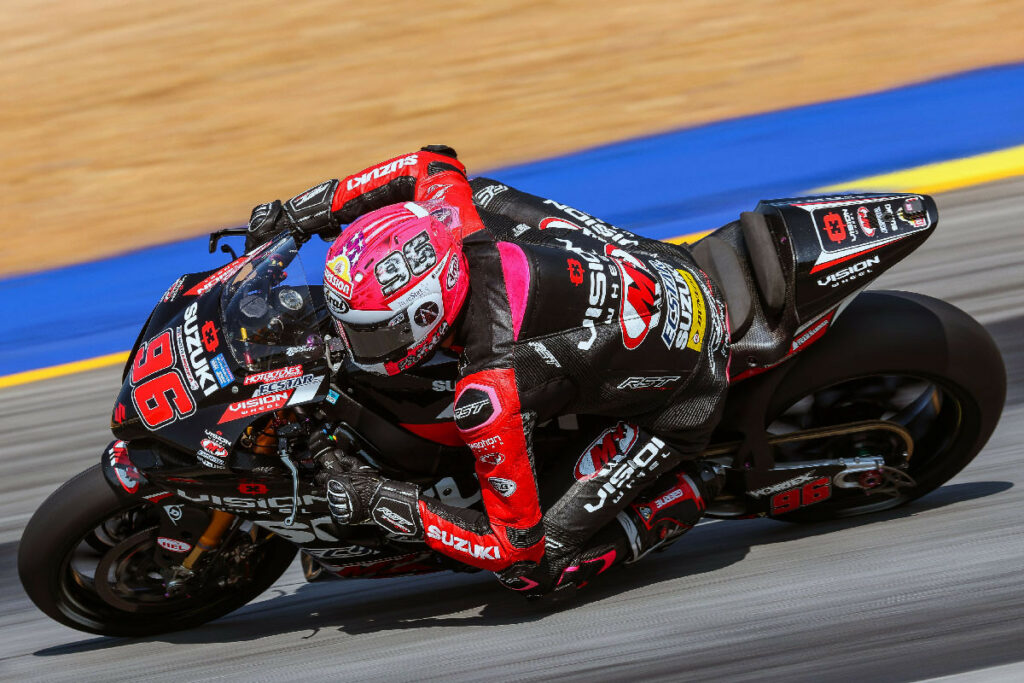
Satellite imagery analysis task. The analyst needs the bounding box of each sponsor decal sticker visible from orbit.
[574,423,639,482]
[108,441,142,494]
[254,372,317,396]
[201,321,219,352]
[567,258,585,286]
[183,302,219,397]
[238,481,269,495]
[445,254,460,290]
[748,471,818,498]
[371,499,419,536]
[675,268,707,352]
[209,353,235,387]
[857,206,875,237]
[184,253,255,297]
[161,276,186,303]
[542,200,640,247]
[821,211,847,244]
[817,255,880,288]
[583,436,674,513]
[488,477,517,498]
[472,183,508,205]
[345,154,418,191]
[426,525,501,561]
[218,390,292,423]
[478,452,505,466]
[157,537,192,553]
[616,259,661,350]
[325,254,354,299]
[245,365,303,385]
[539,216,582,231]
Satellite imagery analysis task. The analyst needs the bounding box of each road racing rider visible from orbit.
[246,146,730,598]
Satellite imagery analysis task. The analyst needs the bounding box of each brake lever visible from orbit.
[208,227,248,257]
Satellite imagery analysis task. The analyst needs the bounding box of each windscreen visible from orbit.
[220,234,330,371]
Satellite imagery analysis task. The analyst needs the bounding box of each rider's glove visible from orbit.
[244,179,341,252]
[317,448,423,539]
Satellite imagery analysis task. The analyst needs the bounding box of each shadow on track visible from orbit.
[31,479,1012,657]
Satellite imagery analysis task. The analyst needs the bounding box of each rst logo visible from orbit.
[617,376,680,390]
[817,255,880,288]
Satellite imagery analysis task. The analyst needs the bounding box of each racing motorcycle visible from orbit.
[18,191,1006,636]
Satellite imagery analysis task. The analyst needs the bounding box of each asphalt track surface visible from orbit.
[1,179,1022,682]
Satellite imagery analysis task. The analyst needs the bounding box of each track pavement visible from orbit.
[0,179,1021,682]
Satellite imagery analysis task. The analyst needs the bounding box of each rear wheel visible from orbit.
[750,292,1005,521]
[18,465,297,636]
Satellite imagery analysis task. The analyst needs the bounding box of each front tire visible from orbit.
[18,464,297,636]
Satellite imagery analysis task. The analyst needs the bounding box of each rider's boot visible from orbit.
[504,461,724,603]
[615,461,724,564]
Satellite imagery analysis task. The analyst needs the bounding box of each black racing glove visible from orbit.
[315,444,423,539]
[245,179,341,252]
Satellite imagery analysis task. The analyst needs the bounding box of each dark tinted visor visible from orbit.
[340,311,413,363]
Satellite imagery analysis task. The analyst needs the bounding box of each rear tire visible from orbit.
[748,292,1005,521]
[18,464,297,636]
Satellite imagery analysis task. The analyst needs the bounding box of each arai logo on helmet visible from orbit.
[445,254,460,290]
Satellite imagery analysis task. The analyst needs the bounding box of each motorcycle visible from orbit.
[18,191,1005,636]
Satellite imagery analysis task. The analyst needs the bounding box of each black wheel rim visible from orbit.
[766,373,967,517]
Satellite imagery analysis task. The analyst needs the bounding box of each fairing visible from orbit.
[111,235,331,459]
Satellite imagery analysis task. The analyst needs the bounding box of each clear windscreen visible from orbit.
[220,234,330,371]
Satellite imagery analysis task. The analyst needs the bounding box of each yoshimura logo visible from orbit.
[748,471,818,499]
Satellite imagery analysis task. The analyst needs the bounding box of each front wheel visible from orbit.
[18,464,297,637]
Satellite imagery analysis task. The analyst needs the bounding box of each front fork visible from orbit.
[100,440,239,572]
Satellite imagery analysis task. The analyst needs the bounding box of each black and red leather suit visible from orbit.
[252,147,730,591]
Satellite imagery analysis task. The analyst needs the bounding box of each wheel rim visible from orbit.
[52,502,279,629]
[766,373,967,516]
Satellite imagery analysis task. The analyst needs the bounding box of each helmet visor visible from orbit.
[338,311,414,364]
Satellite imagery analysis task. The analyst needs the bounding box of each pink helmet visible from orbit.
[323,201,469,375]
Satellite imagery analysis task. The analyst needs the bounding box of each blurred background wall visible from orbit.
[4,0,1024,276]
